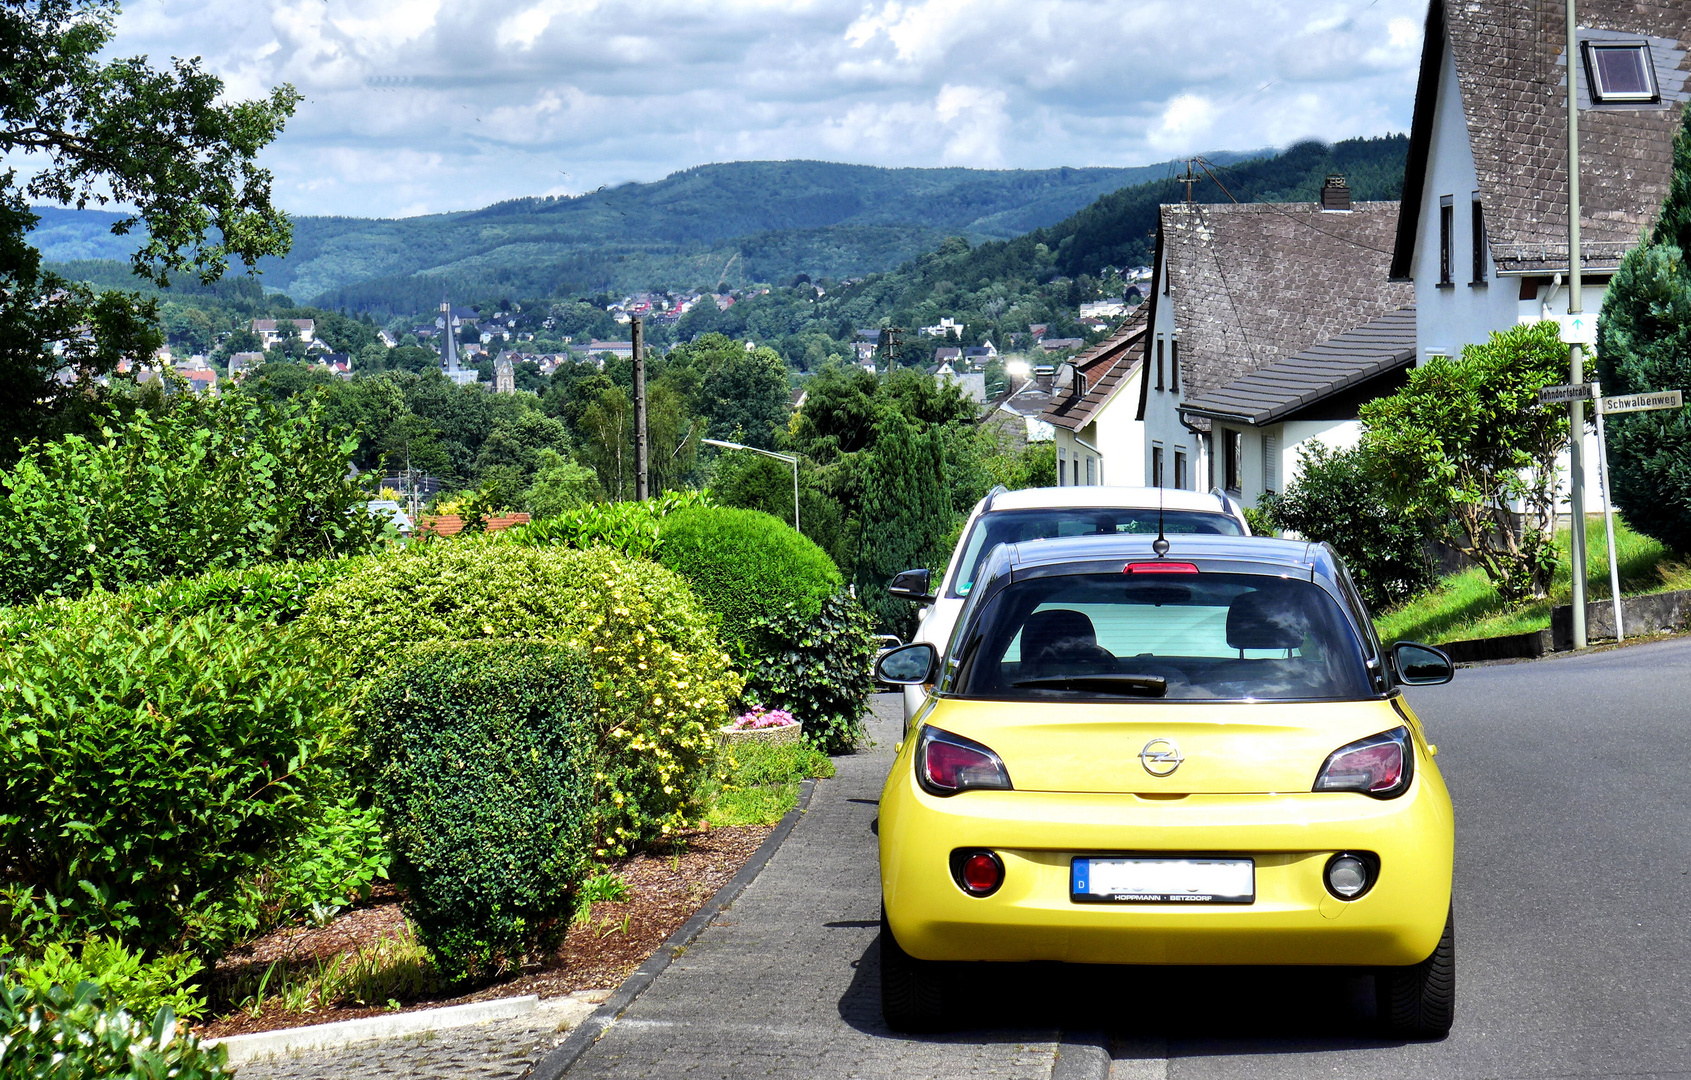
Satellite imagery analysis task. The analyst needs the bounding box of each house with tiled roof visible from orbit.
[1391,0,1691,510]
[1136,186,1412,496]
[1038,307,1149,486]
[1180,307,1418,507]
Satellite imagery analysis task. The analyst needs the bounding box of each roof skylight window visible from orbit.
[1583,40,1659,103]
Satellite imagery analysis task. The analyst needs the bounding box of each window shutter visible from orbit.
[1263,432,1279,493]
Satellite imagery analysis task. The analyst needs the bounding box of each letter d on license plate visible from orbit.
[1071,857,1254,904]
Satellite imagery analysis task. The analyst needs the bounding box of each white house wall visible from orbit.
[1140,246,1200,488]
[1416,34,1606,512]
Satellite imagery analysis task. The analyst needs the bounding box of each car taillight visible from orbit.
[917,726,1013,796]
[950,849,1005,896]
[1313,727,1413,799]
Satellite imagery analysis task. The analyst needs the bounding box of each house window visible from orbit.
[1470,197,1487,283]
[1170,340,1179,391]
[1057,445,1066,486]
[1583,41,1659,103]
[1438,196,1454,285]
[1223,430,1242,493]
[1151,443,1164,488]
[1174,449,1188,490]
[1205,432,1216,489]
[1262,432,1279,494]
[1156,338,1165,390]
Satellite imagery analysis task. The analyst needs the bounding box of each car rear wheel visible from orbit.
[1376,903,1455,1039]
[880,906,948,1032]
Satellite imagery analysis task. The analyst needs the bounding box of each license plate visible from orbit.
[1071,857,1255,904]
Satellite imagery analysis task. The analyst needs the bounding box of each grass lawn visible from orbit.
[700,738,835,827]
[1375,516,1691,645]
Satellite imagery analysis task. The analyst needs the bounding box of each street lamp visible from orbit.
[702,438,800,533]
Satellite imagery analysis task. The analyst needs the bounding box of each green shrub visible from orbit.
[1259,443,1439,611]
[500,489,713,559]
[4,937,206,1022]
[368,641,597,982]
[0,982,231,1080]
[743,589,875,754]
[0,393,387,606]
[306,542,742,854]
[0,600,352,951]
[192,796,388,951]
[656,505,842,649]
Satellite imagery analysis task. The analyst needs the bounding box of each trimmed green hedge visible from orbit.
[369,642,597,982]
[306,543,742,854]
[655,506,840,650]
[744,589,875,754]
[0,599,351,951]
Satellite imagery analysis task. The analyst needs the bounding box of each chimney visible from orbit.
[1320,174,1351,211]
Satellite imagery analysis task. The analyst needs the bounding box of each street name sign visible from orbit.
[1600,390,1683,415]
[1539,383,1595,405]
[1558,312,1598,346]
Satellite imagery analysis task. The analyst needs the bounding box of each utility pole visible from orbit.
[1180,159,1198,203]
[1566,0,1589,649]
[632,316,649,501]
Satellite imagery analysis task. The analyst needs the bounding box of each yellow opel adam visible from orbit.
[874,533,1456,1038]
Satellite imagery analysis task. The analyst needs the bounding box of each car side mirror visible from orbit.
[888,568,936,605]
[875,642,939,685]
[1392,641,1454,685]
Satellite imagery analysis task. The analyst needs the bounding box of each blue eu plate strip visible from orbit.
[1072,859,1089,895]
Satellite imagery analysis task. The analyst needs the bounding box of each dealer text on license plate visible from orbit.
[1071,857,1255,904]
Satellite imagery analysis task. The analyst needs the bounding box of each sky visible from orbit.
[101,0,1428,219]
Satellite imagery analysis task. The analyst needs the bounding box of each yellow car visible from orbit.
[874,534,1456,1037]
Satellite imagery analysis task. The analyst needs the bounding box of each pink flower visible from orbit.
[732,705,797,730]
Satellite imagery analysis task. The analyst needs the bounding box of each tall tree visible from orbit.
[1597,107,1691,552]
[0,0,298,453]
[853,409,952,634]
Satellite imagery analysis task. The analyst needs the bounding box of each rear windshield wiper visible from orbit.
[1009,674,1168,697]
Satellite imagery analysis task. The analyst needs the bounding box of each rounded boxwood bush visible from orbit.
[0,597,351,951]
[306,542,742,854]
[655,506,841,650]
[369,641,596,982]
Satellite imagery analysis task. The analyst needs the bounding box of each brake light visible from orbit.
[917,726,1013,796]
[1123,562,1199,574]
[1313,727,1413,799]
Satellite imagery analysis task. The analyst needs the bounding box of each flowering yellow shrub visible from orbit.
[306,542,742,854]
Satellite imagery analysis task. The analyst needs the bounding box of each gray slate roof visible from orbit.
[1142,201,1412,426]
[1179,307,1417,427]
[1391,0,1691,277]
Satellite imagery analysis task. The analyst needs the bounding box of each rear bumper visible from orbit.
[879,758,1454,968]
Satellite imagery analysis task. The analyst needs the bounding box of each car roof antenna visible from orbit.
[1152,483,1170,558]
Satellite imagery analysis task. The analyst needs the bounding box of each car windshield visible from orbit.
[946,572,1372,702]
[948,508,1243,598]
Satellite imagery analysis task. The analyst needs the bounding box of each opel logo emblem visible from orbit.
[1140,738,1184,777]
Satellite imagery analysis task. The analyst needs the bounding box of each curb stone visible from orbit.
[1051,1030,1111,1080]
[206,994,541,1063]
[521,776,818,1080]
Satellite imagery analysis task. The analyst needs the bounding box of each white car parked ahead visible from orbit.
[888,485,1251,725]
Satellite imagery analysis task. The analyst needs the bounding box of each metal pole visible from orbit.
[1566,0,1588,649]
[788,459,801,537]
[1593,386,1624,641]
[632,317,648,501]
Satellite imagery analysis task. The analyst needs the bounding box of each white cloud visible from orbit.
[73,0,1428,218]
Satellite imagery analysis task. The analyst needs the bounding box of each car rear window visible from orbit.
[945,572,1372,702]
[948,508,1244,597]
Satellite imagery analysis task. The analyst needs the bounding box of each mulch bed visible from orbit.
[197,824,773,1039]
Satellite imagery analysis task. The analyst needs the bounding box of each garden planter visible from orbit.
[716,722,803,749]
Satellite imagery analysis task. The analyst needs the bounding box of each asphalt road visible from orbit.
[561,637,1691,1080]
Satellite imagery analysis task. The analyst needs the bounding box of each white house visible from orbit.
[1391,0,1691,510]
[1040,309,1148,487]
[1136,190,1411,496]
[1179,307,1417,509]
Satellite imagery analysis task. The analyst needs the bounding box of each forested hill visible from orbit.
[29,155,1268,309]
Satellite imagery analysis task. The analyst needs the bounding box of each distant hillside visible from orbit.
[31,155,1269,310]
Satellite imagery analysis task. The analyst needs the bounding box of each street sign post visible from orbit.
[1558,312,1598,346]
[1601,390,1683,415]
[1538,382,1595,406]
[1587,387,1687,642]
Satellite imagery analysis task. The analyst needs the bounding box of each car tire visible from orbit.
[1376,903,1455,1039]
[880,906,948,1032]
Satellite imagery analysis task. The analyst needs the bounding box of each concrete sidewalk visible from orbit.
[560,694,1063,1079]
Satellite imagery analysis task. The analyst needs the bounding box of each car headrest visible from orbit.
[1226,589,1307,651]
[1021,608,1097,657]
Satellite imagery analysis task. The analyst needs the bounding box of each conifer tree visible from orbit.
[1597,108,1691,551]
[853,409,951,635]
